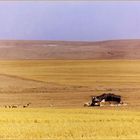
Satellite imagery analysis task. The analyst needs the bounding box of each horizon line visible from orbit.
[0,38,140,43]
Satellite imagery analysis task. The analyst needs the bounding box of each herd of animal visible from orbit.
[4,103,31,108]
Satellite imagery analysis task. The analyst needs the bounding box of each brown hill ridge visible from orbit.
[0,39,140,59]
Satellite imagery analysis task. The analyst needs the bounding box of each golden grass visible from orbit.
[0,60,139,139]
[0,108,138,139]
[0,60,140,87]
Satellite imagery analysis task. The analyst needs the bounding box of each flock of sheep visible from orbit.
[4,103,31,108]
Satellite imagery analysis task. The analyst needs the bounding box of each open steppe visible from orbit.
[0,60,139,109]
[0,40,140,139]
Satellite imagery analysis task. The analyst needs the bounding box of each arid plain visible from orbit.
[0,40,140,108]
[0,40,140,139]
[0,60,140,109]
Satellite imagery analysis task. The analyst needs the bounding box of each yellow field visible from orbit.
[0,60,139,139]
[0,108,138,139]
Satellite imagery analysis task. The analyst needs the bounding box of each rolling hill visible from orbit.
[0,39,140,59]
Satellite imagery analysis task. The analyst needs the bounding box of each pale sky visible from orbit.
[0,1,140,41]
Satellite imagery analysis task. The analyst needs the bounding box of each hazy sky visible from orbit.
[1,1,140,41]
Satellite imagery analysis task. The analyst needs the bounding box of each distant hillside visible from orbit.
[0,39,140,59]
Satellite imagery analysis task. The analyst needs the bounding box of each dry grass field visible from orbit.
[0,60,139,108]
[0,108,139,139]
[0,60,139,139]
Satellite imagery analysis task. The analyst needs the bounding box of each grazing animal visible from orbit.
[11,105,18,108]
[23,103,31,108]
[84,102,91,107]
[5,105,14,108]
[4,105,10,108]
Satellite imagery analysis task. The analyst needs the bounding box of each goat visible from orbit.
[11,105,18,108]
[23,103,31,108]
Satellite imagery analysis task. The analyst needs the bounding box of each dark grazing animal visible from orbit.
[23,103,31,108]
[91,93,121,106]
